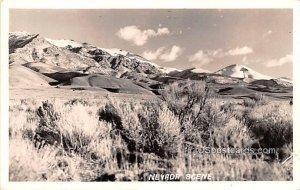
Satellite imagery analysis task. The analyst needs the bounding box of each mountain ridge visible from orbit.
[9,32,292,86]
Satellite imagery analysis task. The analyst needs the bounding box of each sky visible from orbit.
[10,9,293,78]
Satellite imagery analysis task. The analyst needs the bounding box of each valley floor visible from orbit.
[8,82,293,181]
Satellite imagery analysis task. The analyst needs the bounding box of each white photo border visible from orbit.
[1,0,300,189]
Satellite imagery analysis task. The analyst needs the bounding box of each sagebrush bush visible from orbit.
[161,80,231,146]
[97,100,182,159]
[9,137,85,181]
[243,93,268,108]
[243,102,293,160]
[9,87,293,181]
[213,117,253,149]
[160,80,211,126]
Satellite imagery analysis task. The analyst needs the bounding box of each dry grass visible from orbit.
[9,81,293,181]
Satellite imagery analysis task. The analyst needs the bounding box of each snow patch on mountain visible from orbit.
[10,31,33,37]
[46,38,83,48]
[215,64,273,80]
[102,48,129,56]
[159,67,182,73]
[277,77,293,84]
[191,68,210,73]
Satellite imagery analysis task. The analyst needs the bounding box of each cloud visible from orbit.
[159,45,183,62]
[188,49,224,66]
[188,50,214,65]
[225,46,253,56]
[116,25,170,46]
[142,45,183,62]
[188,46,253,66]
[142,47,165,61]
[266,54,293,67]
[157,27,170,35]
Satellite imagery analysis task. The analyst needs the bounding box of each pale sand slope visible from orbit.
[9,65,56,88]
[23,62,68,73]
[62,74,154,95]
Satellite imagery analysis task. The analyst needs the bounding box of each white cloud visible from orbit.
[266,54,293,67]
[189,46,254,66]
[188,50,213,65]
[157,27,170,35]
[188,49,224,66]
[116,25,170,46]
[159,45,183,62]
[142,47,165,61]
[225,46,253,56]
[142,45,183,62]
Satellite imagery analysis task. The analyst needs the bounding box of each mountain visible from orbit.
[215,64,273,80]
[9,32,292,96]
[277,77,293,84]
[9,65,56,88]
[190,68,211,73]
[9,32,170,78]
[168,67,209,78]
[9,32,181,94]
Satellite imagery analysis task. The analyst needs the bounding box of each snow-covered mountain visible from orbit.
[45,38,83,48]
[191,68,210,74]
[215,64,273,80]
[46,38,179,74]
[9,32,180,78]
[277,77,293,84]
[9,32,291,87]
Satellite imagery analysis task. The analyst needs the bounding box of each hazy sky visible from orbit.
[10,9,293,78]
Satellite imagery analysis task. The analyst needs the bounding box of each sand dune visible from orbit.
[62,74,153,94]
[9,65,56,88]
[23,62,68,73]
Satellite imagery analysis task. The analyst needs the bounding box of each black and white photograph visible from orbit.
[1,1,299,188]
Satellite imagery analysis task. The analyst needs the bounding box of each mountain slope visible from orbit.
[9,32,166,78]
[62,74,154,94]
[9,65,56,88]
[215,64,273,80]
[45,37,163,76]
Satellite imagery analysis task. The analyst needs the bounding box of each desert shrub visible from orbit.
[161,80,231,146]
[243,98,256,108]
[9,108,37,140]
[213,117,253,149]
[98,100,182,159]
[64,98,90,106]
[34,101,112,159]
[243,93,268,108]
[10,138,57,181]
[9,96,293,181]
[220,102,235,114]
[138,103,182,159]
[10,137,90,181]
[98,101,142,154]
[58,103,111,155]
[34,101,64,149]
[161,80,211,127]
[182,101,230,146]
[243,103,292,160]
